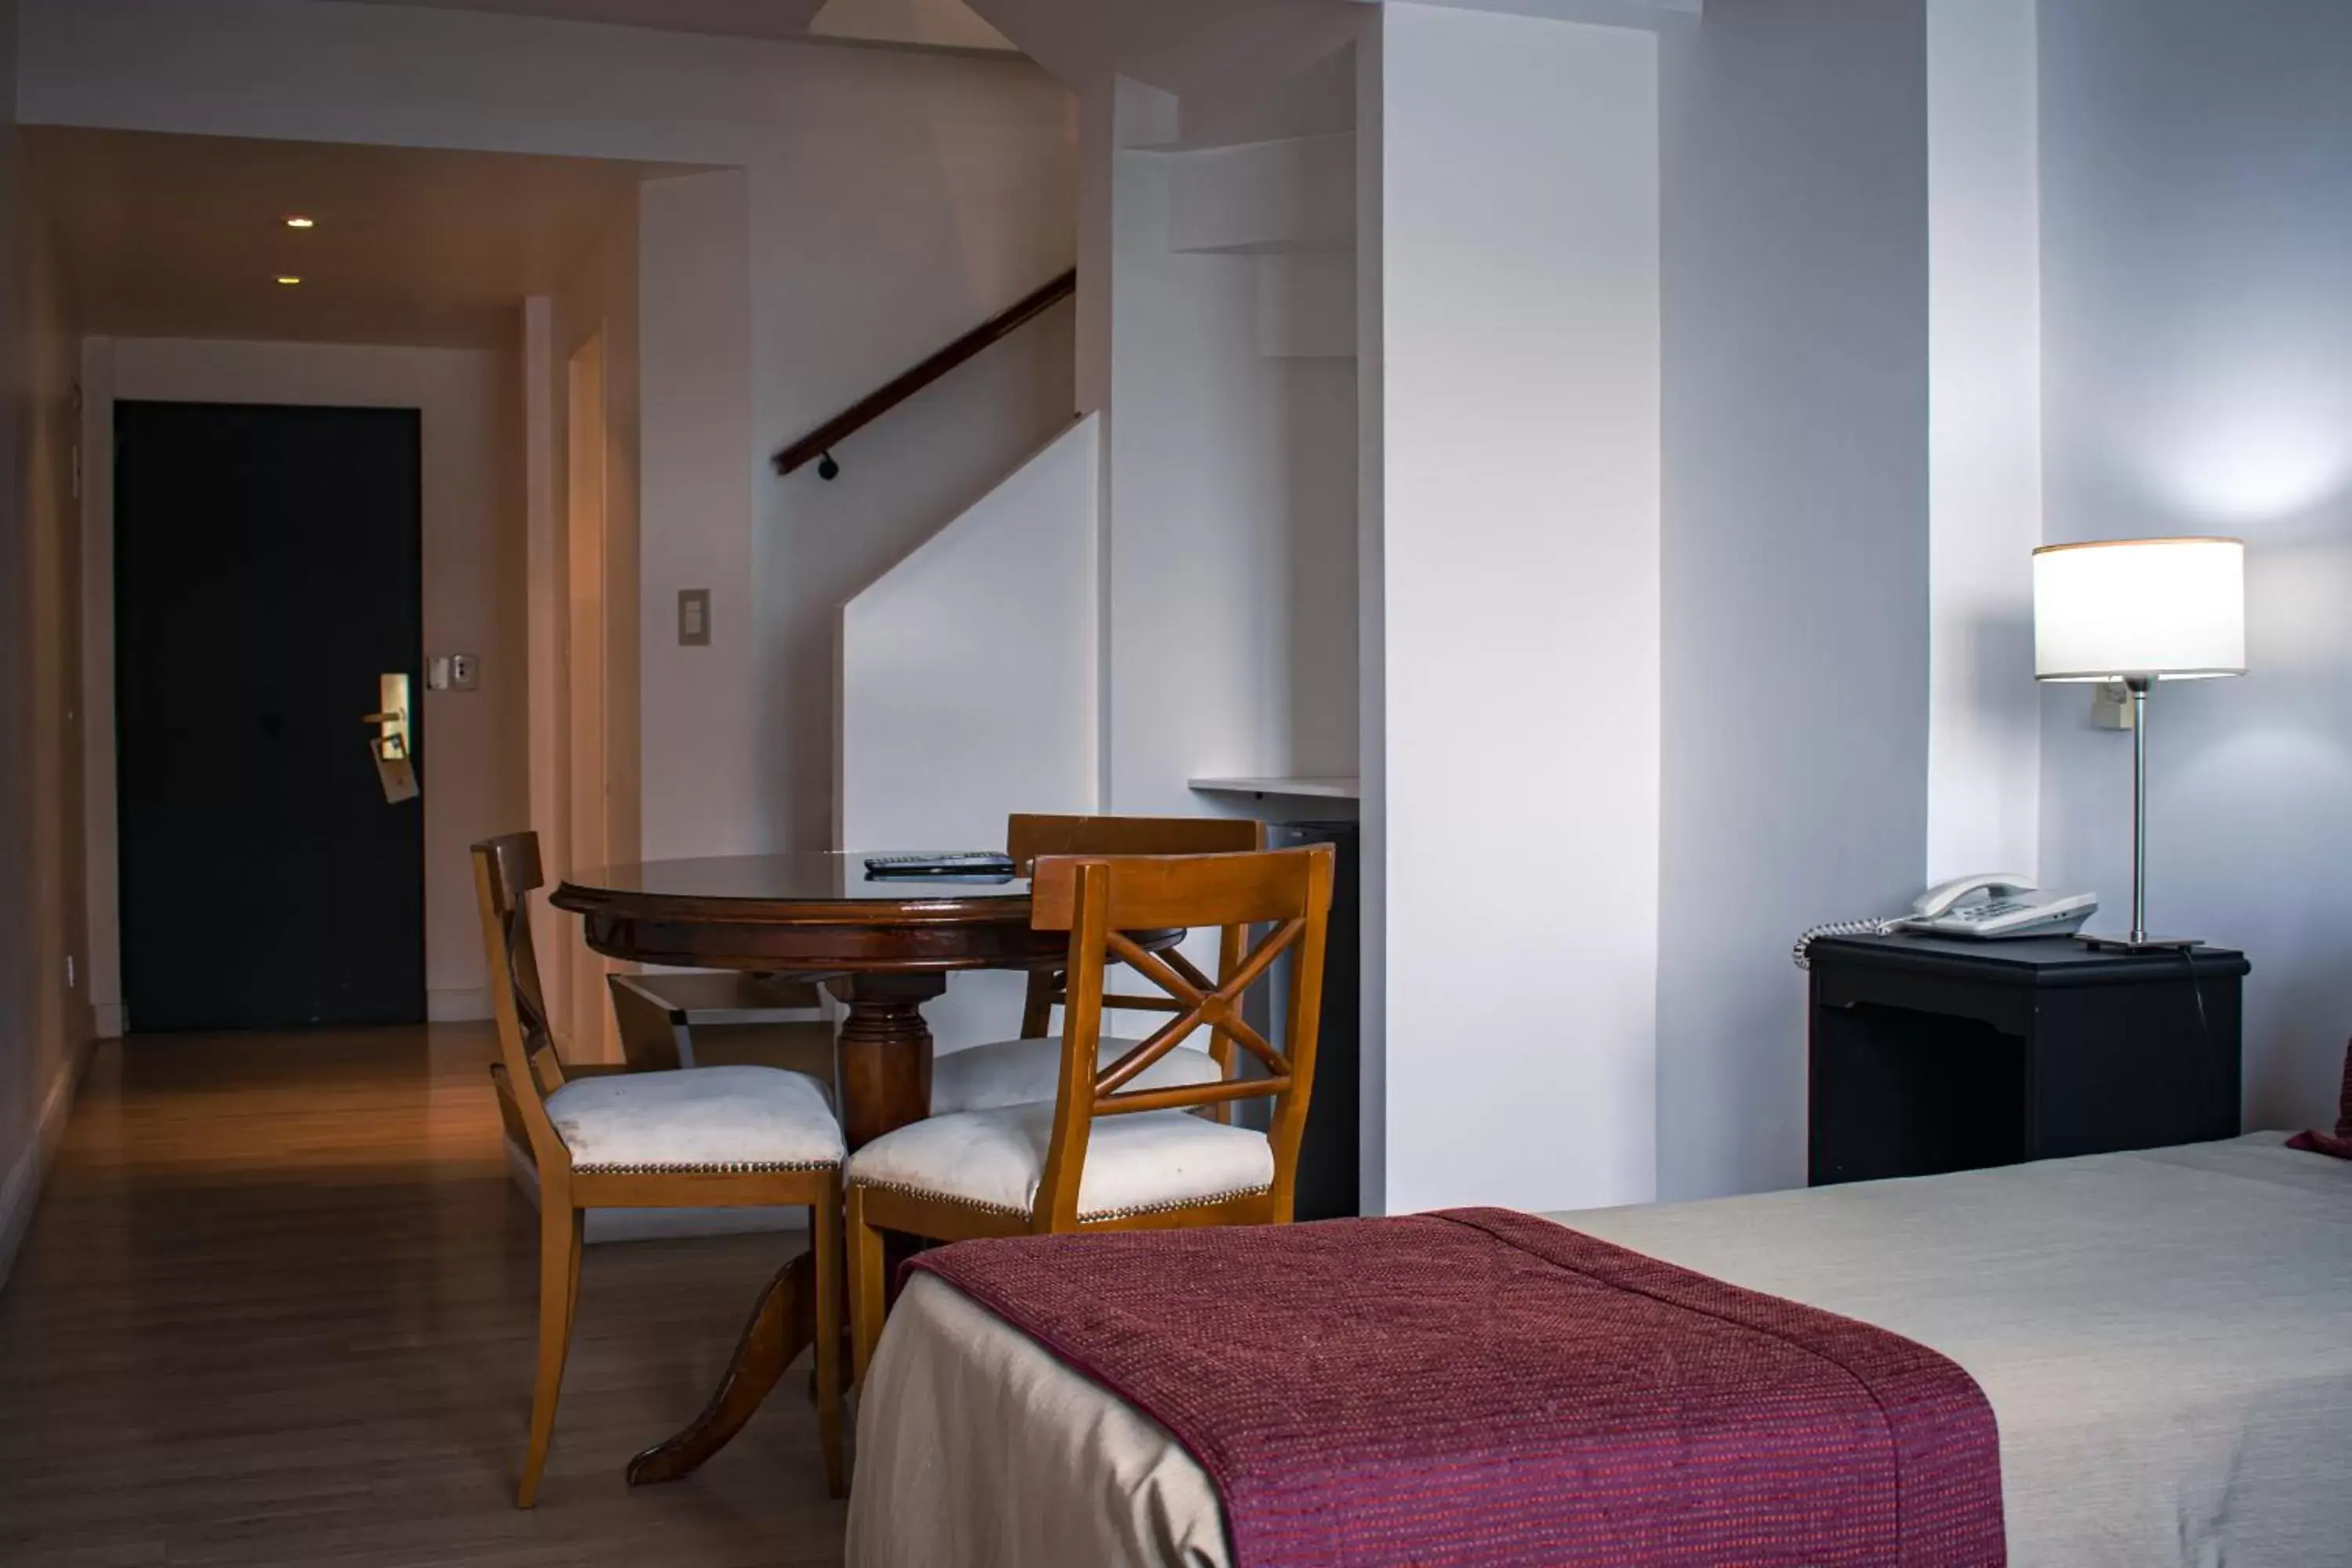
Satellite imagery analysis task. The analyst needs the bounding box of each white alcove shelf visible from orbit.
[1189,775,1361,800]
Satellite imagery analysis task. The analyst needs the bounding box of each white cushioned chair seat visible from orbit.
[846,1101,1273,1221]
[543,1065,844,1172]
[930,1036,1224,1116]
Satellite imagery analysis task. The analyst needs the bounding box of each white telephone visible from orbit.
[1794,875,2098,968]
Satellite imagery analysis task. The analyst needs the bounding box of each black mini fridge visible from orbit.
[1268,822,1360,1221]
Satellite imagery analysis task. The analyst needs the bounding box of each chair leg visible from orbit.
[518,1201,584,1508]
[848,1185,888,1390]
[812,1186,847,1497]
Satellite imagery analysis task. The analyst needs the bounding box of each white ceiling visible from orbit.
[960,0,1693,103]
[329,0,826,42]
[966,0,1341,99]
[1344,0,1697,26]
[31,128,695,350]
[326,0,1016,52]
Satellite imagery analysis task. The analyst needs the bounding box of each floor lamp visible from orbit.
[2032,536,2245,953]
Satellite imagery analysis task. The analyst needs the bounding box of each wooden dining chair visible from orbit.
[847,844,1334,1381]
[492,973,833,1181]
[925,813,1267,1116]
[472,833,848,1506]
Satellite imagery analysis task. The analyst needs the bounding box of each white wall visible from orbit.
[1,0,92,1286]
[1352,22,1388,1214]
[81,338,528,1025]
[1367,3,1661,1215]
[0,0,33,1278]
[19,0,1076,861]
[808,0,1016,53]
[760,298,1075,855]
[2038,0,2352,1131]
[739,60,1076,856]
[837,413,1100,1051]
[1656,0,1932,1201]
[1926,0,2042,884]
[637,169,757,862]
[838,412,1100,851]
[1105,83,1359,821]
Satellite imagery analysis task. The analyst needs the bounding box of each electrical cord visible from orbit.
[2180,947,2219,1122]
[2181,949,2212,1040]
[1792,916,1911,971]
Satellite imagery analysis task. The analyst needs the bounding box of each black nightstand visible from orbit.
[1807,933,2248,1186]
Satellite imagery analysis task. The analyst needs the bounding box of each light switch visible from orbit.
[679,589,712,647]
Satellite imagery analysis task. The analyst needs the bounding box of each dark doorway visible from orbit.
[115,401,426,1033]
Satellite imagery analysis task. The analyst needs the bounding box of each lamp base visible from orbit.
[2077,933,2201,953]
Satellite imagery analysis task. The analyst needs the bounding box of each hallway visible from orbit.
[0,1028,847,1566]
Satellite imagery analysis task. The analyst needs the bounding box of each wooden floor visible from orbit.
[0,1026,848,1566]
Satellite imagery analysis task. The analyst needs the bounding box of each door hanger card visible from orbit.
[372,738,420,804]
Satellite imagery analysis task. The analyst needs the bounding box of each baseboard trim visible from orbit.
[428,988,492,1023]
[91,998,485,1030]
[0,1041,89,1295]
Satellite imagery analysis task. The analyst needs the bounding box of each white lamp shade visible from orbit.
[2033,537,2245,682]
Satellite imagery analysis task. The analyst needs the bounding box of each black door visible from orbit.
[115,401,426,1033]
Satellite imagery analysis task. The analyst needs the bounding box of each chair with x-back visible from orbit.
[472,833,847,1506]
[845,844,1334,1381]
[924,813,1267,1117]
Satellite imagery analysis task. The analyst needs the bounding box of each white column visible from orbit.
[1927,0,2043,882]
[1365,3,1662,1214]
[520,296,569,1036]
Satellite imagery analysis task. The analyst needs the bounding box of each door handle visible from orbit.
[364,673,411,760]
[366,673,419,802]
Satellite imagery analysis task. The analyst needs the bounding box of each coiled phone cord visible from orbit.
[1791,916,1912,971]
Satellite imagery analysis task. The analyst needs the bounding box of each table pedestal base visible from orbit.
[626,1253,813,1486]
[626,975,939,1486]
[830,972,944,1148]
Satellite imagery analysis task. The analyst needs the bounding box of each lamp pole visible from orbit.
[2127,675,2150,946]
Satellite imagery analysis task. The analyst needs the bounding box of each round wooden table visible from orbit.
[549,852,1069,1485]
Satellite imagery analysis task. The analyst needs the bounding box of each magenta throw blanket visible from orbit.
[2286,1038,2352,1160]
[911,1208,2004,1568]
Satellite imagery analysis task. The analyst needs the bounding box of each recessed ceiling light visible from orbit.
[277,276,302,286]
[285,216,315,229]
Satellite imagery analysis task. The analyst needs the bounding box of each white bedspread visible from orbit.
[848,1134,2352,1568]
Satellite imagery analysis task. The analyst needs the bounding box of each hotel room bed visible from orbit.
[848,1134,2352,1567]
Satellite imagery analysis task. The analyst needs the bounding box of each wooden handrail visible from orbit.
[772,267,1078,478]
